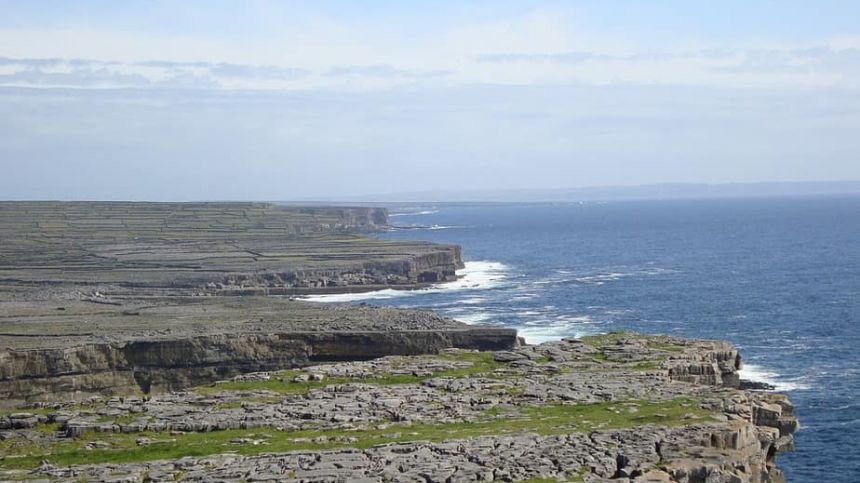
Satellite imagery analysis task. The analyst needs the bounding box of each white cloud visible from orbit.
[0,8,858,91]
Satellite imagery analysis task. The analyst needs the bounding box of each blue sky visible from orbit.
[1,1,858,200]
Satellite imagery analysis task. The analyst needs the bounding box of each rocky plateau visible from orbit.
[0,202,798,481]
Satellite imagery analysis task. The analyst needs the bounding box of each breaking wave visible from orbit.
[301,260,509,303]
[738,364,811,391]
[518,315,601,344]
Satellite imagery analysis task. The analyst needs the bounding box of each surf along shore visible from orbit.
[0,202,797,482]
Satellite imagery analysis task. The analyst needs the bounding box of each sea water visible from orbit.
[308,196,860,481]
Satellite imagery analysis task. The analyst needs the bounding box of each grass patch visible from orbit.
[590,352,609,363]
[628,360,663,371]
[195,351,505,395]
[33,422,63,434]
[519,474,585,483]
[0,398,709,471]
[196,373,354,395]
[581,332,686,353]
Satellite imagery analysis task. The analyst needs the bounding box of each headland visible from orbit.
[0,201,797,482]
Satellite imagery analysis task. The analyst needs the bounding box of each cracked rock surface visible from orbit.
[0,333,797,482]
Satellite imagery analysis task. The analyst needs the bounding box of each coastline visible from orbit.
[0,201,799,481]
[1,332,798,482]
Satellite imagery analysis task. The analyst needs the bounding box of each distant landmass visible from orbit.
[312,181,860,203]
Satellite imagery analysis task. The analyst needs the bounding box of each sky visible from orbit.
[1,0,859,201]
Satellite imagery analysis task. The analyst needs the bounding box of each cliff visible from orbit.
[0,333,797,482]
[0,298,516,407]
[0,202,799,481]
[0,201,462,294]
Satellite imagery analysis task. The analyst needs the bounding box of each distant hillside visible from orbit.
[320,181,860,203]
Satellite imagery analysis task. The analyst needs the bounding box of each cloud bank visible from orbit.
[0,2,858,200]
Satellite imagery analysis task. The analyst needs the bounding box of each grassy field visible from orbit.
[0,398,711,470]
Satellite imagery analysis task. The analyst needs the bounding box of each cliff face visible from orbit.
[214,245,465,293]
[1,333,797,483]
[0,327,518,407]
[0,201,462,294]
[289,206,389,231]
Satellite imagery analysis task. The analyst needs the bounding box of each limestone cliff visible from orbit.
[0,333,797,483]
[0,201,463,294]
[0,327,517,407]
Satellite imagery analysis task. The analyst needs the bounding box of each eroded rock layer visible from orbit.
[0,202,511,405]
[0,333,796,482]
[0,201,463,294]
[0,298,516,406]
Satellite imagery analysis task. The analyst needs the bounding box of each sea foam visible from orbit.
[301,260,509,303]
[518,315,599,344]
[738,364,810,391]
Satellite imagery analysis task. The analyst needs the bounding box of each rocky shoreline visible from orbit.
[0,202,463,296]
[0,298,517,407]
[1,333,796,482]
[0,202,798,481]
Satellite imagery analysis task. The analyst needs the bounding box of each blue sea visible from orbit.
[308,196,860,481]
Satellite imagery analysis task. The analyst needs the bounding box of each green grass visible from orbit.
[580,332,686,353]
[519,475,584,483]
[195,371,355,395]
[581,332,685,369]
[195,351,505,395]
[33,422,62,434]
[590,352,609,363]
[0,398,710,471]
[629,360,664,371]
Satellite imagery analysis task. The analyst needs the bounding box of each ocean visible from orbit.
[306,196,860,481]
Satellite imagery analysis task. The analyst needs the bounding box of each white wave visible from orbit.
[520,326,597,345]
[554,315,601,324]
[738,364,811,391]
[459,296,487,305]
[436,261,509,291]
[301,288,410,303]
[530,267,677,287]
[442,307,467,313]
[389,224,463,231]
[454,312,493,324]
[301,260,509,303]
[516,310,541,316]
[575,272,630,285]
[518,315,599,344]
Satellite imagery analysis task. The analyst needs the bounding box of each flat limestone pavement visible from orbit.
[0,202,798,481]
[0,333,797,482]
[0,202,515,404]
[0,201,463,293]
